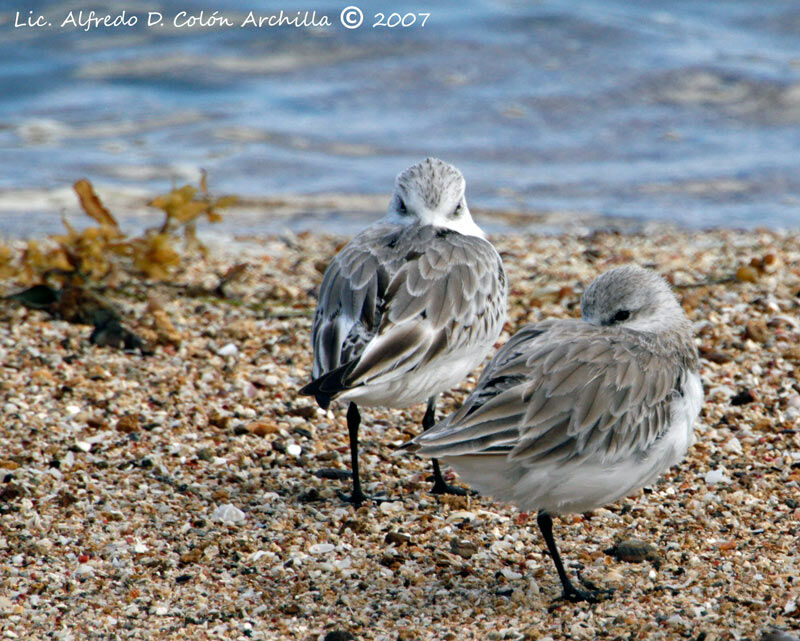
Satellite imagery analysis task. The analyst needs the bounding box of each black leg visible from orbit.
[336,403,388,506]
[536,510,611,603]
[423,396,468,496]
[422,396,437,430]
[339,402,366,506]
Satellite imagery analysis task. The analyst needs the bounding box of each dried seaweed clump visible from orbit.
[1,174,235,287]
[1,176,235,351]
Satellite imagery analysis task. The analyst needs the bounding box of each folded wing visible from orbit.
[411,321,687,466]
[304,225,506,405]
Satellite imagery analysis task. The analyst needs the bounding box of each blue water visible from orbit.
[2,0,800,235]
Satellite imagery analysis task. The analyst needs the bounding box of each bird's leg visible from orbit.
[338,403,367,506]
[536,510,612,603]
[424,396,468,496]
[336,403,388,506]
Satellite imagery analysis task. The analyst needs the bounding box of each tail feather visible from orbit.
[397,414,454,455]
[299,360,358,410]
[396,440,421,453]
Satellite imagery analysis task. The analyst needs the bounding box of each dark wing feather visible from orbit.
[310,223,402,379]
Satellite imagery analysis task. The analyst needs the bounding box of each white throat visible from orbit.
[384,204,486,238]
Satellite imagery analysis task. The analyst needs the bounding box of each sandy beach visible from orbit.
[1,226,799,640]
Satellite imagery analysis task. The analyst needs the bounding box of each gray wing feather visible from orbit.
[311,223,400,378]
[310,223,507,393]
[341,229,506,389]
[413,320,695,465]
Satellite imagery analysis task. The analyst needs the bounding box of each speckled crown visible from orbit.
[395,157,465,211]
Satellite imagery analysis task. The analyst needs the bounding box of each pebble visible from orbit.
[384,531,411,546]
[216,342,238,357]
[116,414,139,433]
[379,501,403,514]
[745,319,769,343]
[605,538,660,564]
[450,537,478,559]
[196,448,214,462]
[500,567,523,580]
[446,510,476,523]
[211,503,245,525]
[309,543,335,555]
[314,468,351,480]
[763,631,800,641]
[730,389,756,406]
[702,350,733,364]
[245,420,278,436]
[723,437,743,454]
[704,468,731,485]
[736,265,759,282]
[0,596,13,614]
[64,404,81,417]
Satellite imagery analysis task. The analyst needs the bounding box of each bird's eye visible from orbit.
[612,309,630,323]
[398,198,408,215]
[449,202,463,219]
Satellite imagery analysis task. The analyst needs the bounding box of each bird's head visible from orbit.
[386,157,484,237]
[580,265,687,333]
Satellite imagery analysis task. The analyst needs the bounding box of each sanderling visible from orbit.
[406,265,702,602]
[300,158,508,505]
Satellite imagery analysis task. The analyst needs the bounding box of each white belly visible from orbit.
[338,349,488,408]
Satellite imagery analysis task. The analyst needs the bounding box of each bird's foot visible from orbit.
[559,585,613,604]
[426,472,474,496]
[336,490,391,507]
[547,587,610,611]
[548,573,614,607]
[428,479,471,496]
[554,574,614,604]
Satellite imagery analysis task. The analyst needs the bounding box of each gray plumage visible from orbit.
[406,264,702,601]
[393,157,465,212]
[305,158,507,410]
[411,318,695,459]
[300,157,507,503]
[311,224,506,397]
[408,265,702,515]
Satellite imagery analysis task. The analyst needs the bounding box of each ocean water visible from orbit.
[2,0,800,237]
